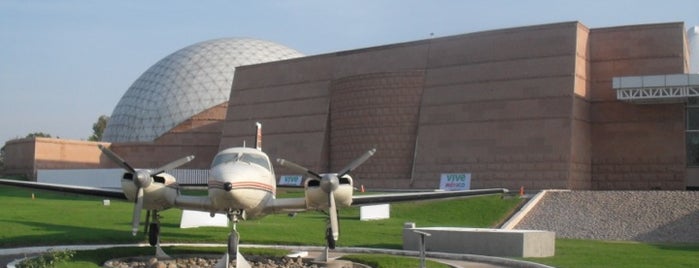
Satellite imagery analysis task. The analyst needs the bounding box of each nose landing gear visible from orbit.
[214,210,251,268]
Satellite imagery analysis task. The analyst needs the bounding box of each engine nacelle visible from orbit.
[121,171,179,211]
[304,174,354,209]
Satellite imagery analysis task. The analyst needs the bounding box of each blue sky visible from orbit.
[1,0,698,144]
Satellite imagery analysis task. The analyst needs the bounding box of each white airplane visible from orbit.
[0,123,508,267]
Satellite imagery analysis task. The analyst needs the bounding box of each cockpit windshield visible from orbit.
[211,152,271,171]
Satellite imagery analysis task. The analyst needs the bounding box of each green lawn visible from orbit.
[0,185,519,248]
[2,184,698,268]
[526,239,699,268]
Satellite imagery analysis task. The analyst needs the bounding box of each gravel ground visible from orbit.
[514,191,699,243]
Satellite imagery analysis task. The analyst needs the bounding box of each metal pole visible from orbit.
[413,230,431,268]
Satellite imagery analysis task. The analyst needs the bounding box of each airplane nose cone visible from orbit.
[223,182,233,192]
[320,174,339,193]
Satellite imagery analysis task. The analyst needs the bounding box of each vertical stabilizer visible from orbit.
[255,122,262,151]
[689,26,698,73]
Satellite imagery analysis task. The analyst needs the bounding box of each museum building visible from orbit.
[4,21,699,191]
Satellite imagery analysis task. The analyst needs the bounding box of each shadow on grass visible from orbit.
[0,219,141,247]
[0,219,223,247]
[650,242,699,252]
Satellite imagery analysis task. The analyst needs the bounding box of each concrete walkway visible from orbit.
[1,243,553,268]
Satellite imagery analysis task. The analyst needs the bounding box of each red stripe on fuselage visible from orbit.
[231,181,275,193]
[208,180,275,194]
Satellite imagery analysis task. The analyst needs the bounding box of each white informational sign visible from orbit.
[439,173,471,191]
[180,210,228,228]
[360,204,390,221]
[278,175,304,186]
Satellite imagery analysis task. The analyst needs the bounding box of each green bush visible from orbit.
[19,249,75,268]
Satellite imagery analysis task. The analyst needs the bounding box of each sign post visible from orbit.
[413,230,432,268]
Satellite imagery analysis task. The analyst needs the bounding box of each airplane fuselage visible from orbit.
[207,147,276,217]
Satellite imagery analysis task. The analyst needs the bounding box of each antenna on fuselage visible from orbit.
[255,122,262,151]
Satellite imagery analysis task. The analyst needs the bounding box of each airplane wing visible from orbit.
[0,178,127,200]
[351,188,508,205]
[263,187,508,213]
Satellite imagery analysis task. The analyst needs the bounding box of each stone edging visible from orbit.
[3,243,554,268]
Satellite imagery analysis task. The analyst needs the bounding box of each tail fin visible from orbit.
[255,122,262,151]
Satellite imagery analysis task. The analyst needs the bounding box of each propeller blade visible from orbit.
[152,155,195,175]
[276,158,322,179]
[328,191,339,241]
[132,187,144,236]
[98,144,136,173]
[337,148,376,177]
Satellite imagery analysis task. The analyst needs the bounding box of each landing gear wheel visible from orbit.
[326,227,336,249]
[228,231,239,256]
[148,223,159,246]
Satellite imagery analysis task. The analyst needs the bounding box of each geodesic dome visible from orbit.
[102,38,303,142]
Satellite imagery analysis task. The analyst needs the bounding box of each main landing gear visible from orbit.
[144,210,169,259]
[315,209,339,263]
[325,226,336,250]
[323,208,338,250]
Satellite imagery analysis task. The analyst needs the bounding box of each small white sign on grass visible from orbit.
[180,210,228,228]
[360,204,390,221]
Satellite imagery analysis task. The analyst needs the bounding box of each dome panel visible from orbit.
[103,38,303,142]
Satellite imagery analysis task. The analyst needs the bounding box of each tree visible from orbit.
[0,144,5,171]
[25,132,52,138]
[88,115,109,141]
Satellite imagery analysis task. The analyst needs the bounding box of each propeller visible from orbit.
[97,145,194,236]
[277,148,376,247]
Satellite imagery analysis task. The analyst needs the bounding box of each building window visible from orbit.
[687,99,699,166]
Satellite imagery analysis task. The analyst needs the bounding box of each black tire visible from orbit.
[326,227,336,249]
[228,232,239,256]
[148,223,159,246]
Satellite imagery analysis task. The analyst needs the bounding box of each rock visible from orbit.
[149,261,167,268]
[104,255,323,268]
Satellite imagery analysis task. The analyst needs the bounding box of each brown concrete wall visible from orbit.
[569,24,592,190]
[2,138,110,179]
[589,23,687,190]
[231,22,585,190]
[109,103,227,169]
[220,55,335,174]
[108,142,212,170]
[221,40,434,182]
[1,102,227,178]
[329,71,425,187]
[6,21,689,191]
[34,138,108,168]
[2,138,37,178]
[412,22,580,190]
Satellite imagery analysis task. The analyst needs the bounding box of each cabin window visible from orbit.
[240,153,271,171]
[211,152,271,171]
